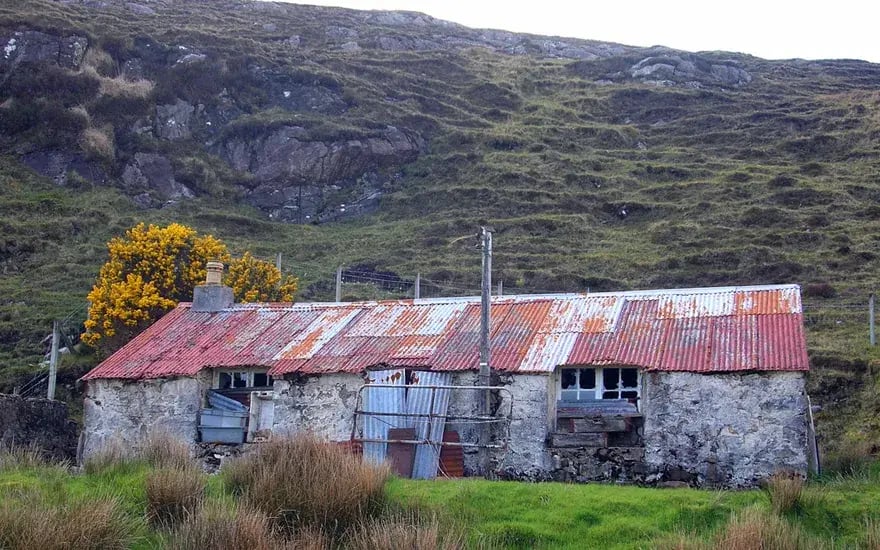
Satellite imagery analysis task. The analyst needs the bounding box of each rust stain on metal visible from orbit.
[83,284,810,381]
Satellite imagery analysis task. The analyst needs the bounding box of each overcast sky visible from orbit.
[284,1,880,63]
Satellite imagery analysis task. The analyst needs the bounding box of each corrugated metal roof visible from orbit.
[82,284,809,380]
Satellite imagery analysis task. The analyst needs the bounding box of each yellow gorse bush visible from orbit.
[227,252,298,303]
[83,223,297,354]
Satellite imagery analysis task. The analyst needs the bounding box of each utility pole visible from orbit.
[47,320,59,400]
[870,294,876,347]
[414,272,421,299]
[335,266,343,303]
[479,226,492,476]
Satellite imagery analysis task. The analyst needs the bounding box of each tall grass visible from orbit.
[713,506,819,550]
[0,494,135,550]
[84,431,194,474]
[346,514,465,550]
[0,443,50,471]
[167,503,292,550]
[765,472,805,515]
[222,434,389,536]
[145,467,206,529]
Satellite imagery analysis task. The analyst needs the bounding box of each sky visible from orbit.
[284,1,880,63]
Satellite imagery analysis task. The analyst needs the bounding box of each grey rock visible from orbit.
[221,125,422,222]
[339,41,361,52]
[286,35,301,48]
[121,153,194,199]
[0,30,89,73]
[628,53,752,88]
[176,52,206,65]
[326,26,358,41]
[21,150,107,187]
[262,23,277,32]
[126,2,156,15]
[155,99,195,140]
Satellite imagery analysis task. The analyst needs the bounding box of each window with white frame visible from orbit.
[215,370,273,390]
[559,367,639,402]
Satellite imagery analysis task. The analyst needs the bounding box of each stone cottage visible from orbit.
[81,280,812,487]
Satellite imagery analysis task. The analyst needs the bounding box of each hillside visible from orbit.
[1,0,879,456]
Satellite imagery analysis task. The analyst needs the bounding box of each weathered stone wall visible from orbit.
[0,393,78,460]
[82,374,210,459]
[272,373,363,441]
[642,371,808,487]
[493,373,553,479]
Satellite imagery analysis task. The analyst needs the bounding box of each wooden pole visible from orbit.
[275,252,282,272]
[479,227,492,476]
[414,272,421,299]
[870,294,876,347]
[497,279,503,297]
[336,266,343,303]
[47,320,59,400]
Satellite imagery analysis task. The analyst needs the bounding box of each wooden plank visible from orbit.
[572,416,628,433]
[549,432,607,448]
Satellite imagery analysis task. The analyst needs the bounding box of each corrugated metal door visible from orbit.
[407,371,452,479]
[362,368,406,465]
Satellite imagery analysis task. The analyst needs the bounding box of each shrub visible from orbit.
[346,514,465,550]
[80,125,115,162]
[222,434,389,535]
[0,494,134,550]
[764,472,804,515]
[145,467,206,529]
[803,283,836,299]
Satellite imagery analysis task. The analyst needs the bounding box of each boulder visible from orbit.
[121,153,194,199]
[155,99,195,140]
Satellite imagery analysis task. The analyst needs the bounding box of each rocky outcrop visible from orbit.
[628,52,752,88]
[21,150,107,187]
[155,99,195,140]
[221,125,423,222]
[121,152,194,201]
[0,30,88,74]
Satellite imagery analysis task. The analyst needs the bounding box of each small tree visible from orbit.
[83,223,297,354]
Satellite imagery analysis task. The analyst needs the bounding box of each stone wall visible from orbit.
[494,373,553,479]
[642,371,808,487]
[82,374,210,459]
[272,373,363,441]
[0,393,78,460]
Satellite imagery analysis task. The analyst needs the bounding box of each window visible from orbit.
[559,367,639,402]
[217,370,274,390]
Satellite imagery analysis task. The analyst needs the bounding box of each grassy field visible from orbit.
[1,437,880,549]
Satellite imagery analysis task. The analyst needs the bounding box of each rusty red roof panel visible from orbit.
[83,284,810,380]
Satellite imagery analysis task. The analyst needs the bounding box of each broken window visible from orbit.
[216,370,273,390]
[559,367,640,402]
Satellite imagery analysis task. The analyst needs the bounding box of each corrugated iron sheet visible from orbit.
[362,368,406,465]
[407,371,452,479]
[82,284,809,380]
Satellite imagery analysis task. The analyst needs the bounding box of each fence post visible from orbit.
[870,294,876,347]
[47,320,59,400]
[336,266,342,303]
